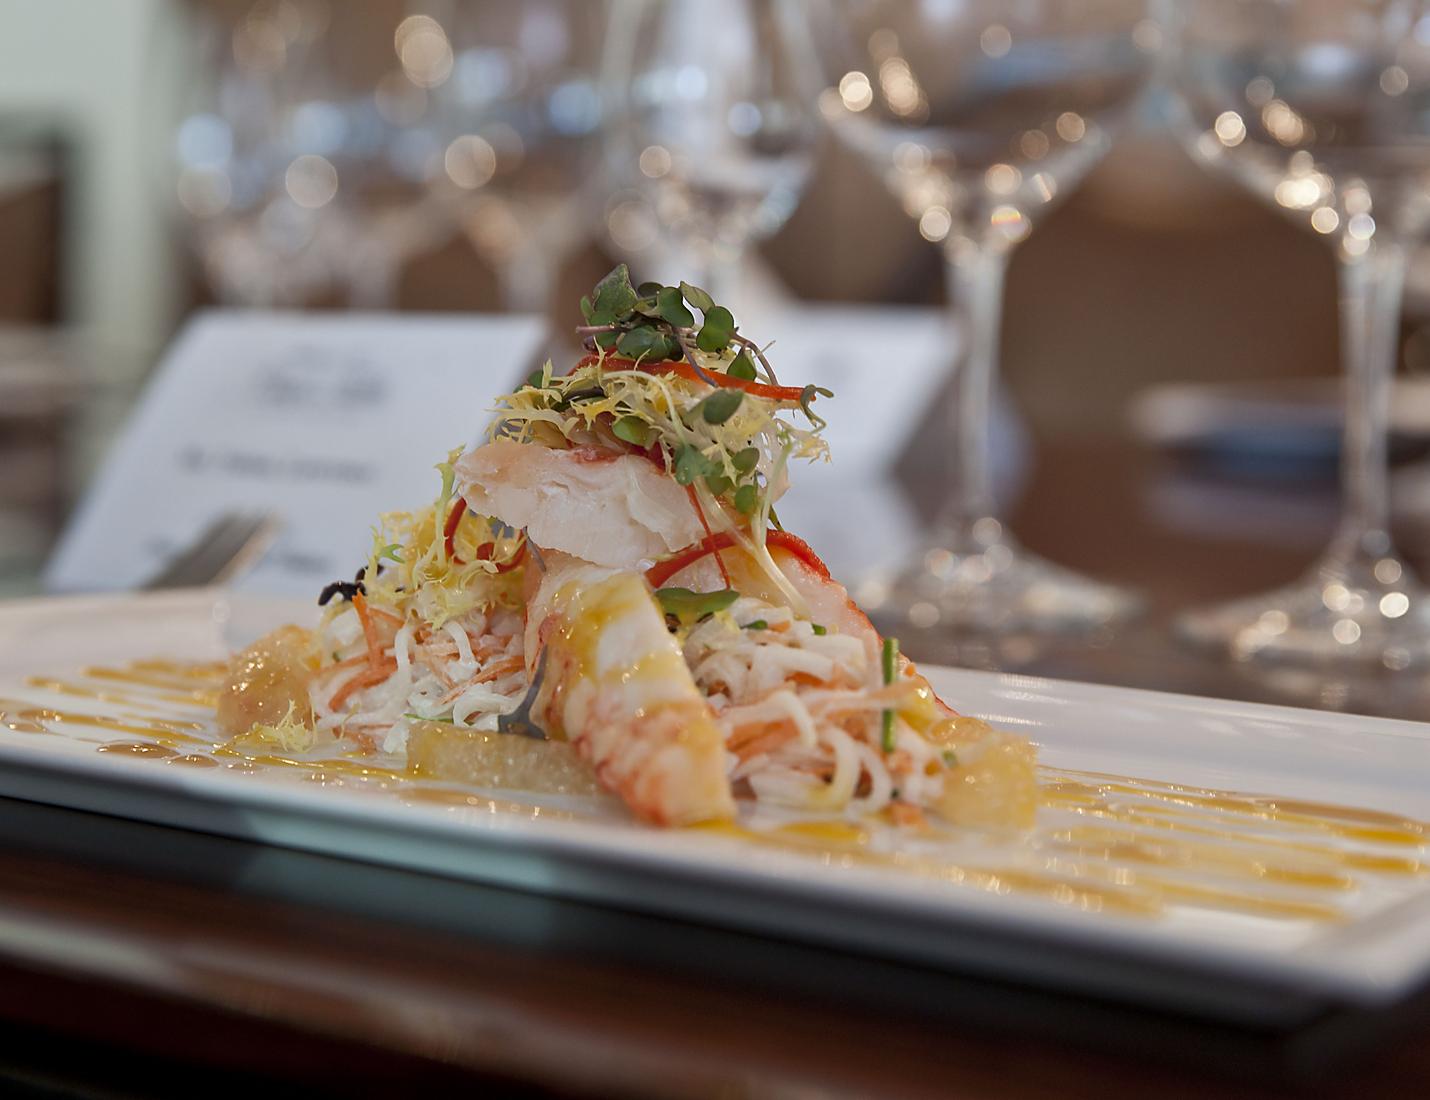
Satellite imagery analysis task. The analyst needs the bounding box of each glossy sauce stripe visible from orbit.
[1,660,1427,927]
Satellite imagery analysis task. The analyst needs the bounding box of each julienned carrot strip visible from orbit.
[328,659,397,711]
[572,354,810,404]
[351,592,383,671]
[728,720,800,756]
[737,729,800,761]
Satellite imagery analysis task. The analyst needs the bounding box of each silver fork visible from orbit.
[141,511,282,590]
[498,647,549,740]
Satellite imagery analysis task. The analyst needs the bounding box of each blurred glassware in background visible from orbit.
[1167,0,1430,668]
[416,0,609,316]
[167,0,453,309]
[600,0,820,307]
[807,0,1153,640]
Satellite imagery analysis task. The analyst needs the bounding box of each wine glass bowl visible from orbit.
[419,0,609,313]
[820,2,1150,252]
[604,0,821,302]
[1168,0,1430,667]
[169,1,450,308]
[1174,5,1430,246]
[808,0,1153,645]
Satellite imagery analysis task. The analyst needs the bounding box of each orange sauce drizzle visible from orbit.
[6,660,1429,928]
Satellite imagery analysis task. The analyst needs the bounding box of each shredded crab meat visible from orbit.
[310,603,528,751]
[682,596,954,817]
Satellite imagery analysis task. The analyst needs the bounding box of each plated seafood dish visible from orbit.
[219,267,1037,829]
[3,271,1428,995]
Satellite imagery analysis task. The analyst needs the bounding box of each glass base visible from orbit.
[862,518,1141,637]
[1176,545,1430,669]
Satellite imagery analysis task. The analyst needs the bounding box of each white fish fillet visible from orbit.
[457,438,704,570]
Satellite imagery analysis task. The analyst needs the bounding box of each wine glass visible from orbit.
[1167,1,1430,667]
[601,0,821,307]
[806,0,1153,639]
[168,0,451,308]
[414,0,610,315]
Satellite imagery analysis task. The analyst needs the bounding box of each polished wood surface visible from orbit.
[906,439,1430,722]
[3,438,1430,1098]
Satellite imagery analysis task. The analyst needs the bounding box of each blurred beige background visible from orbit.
[0,0,1385,597]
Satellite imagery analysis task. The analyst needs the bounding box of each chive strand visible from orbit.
[880,636,899,753]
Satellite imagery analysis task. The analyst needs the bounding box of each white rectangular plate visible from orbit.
[1,590,1428,1021]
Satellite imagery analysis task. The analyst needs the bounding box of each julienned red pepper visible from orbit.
[645,529,830,588]
[571,354,811,404]
[444,497,526,573]
[443,497,468,561]
[684,485,731,589]
[478,539,528,574]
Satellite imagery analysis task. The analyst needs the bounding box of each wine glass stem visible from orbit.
[942,243,1009,530]
[1334,241,1406,562]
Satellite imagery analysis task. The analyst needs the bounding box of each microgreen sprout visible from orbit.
[493,267,834,594]
[575,264,788,386]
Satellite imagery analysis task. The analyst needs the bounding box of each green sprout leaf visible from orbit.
[704,472,733,495]
[727,351,757,381]
[699,389,743,424]
[672,443,719,486]
[594,330,618,350]
[525,368,546,389]
[799,384,834,429]
[734,483,759,514]
[732,446,760,474]
[579,295,595,322]
[656,586,739,623]
[612,416,653,447]
[637,281,664,298]
[656,285,695,328]
[696,306,735,352]
[617,325,670,361]
[744,619,768,631]
[592,264,638,319]
[811,623,827,636]
[680,281,714,312]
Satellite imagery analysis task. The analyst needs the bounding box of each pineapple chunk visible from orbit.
[407,722,602,797]
[217,625,318,735]
[933,724,1038,831]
